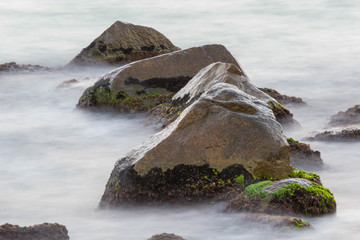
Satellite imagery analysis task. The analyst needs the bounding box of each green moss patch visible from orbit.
[287,168,321,185]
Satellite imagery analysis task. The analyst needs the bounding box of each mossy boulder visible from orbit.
[68,21,180,66]
[99,81,291,207]
[287,138,323,170]
[0,223,69,240]
[77,44,240,112]
[241,213,311,231]
[226,178,336,216]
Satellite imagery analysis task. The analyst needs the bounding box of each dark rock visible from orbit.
[259,88,306,106]
[56,79,79,88]
[77,44,240,113]
[0,62,51,73]
[226,178,336,216]
[268,102,300,128]
[0,223,69,240]
[148,233,185,240]
[307,128,360,142]
[328,105,360,127]
[68,21,180,66]
[287,138,323,170]
[241,213,311,230]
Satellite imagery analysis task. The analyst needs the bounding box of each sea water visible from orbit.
[1,0,360,239]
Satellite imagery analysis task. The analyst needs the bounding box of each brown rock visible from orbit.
[56,79,79,88]
[287,138,323,170]
[99,80,291,206]
[77,44,240,112]
[241,213,311,230]
[259,88,306,106]
[307,128,360,142]
[0,62,50,73]
[148,233,185,240]
[69,21,180,66]
[0,223,69,240]
[328,105,360,127]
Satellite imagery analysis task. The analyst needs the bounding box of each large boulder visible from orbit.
[0,223,69,240]
[226,178,336,216]
[99,68,292,206]
[69,21,179,66]
[77,44,240,112]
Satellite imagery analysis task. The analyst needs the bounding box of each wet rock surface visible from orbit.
[100,81,291,207]
[259,88,306,106]
[148,233,185,240]
[148,63,276,128]
[287,138,323,170]
[77,44,240,112]
[240,213,311,230]
[0,62,51,73]
[328,105,360,127]
[226,178,336,216]
[69,21,180,66]
[0,223,69,240]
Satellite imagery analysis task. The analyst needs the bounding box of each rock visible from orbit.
[0,62,51,73]
[226,178,336,216]
[99,79,292,206]
[0,223,69,240]
[240,213,311,230]
[147,64,298,129]
[307,128,360,142]
[287,138,323,170]
[328,105,360,127]
[69,21,180,66]
[267,102,299,127]
[56,79,79,88]
[259,88,306,106]
[148,233,185,240]
[77,44,240,112]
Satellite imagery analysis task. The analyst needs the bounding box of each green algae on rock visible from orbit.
[226,178,336,216]
[68,21,180,66]
[240,213,311,231]
[77,44,240,113]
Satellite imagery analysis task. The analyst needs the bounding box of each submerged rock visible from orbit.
[0,62,51,73]
[287,138,323,170]
[241,213,311,230]
[77,44,240,112]
[56,79,79,89]
[69,21,180,66]
[0,223,69,240]
[99,77,291,206]
[328,105,360,127]
[259,88,306,106]
[226,178,336,216]
[307,128,360,142]
[149,233,185,240]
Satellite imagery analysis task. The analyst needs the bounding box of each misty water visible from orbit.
[1,0,360,239]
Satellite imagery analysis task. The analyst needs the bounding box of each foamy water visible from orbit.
[1,1,360,239]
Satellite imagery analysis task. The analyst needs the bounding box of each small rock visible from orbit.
[328,105,360,127]
[226,178,336,216]
[241,213,311,230]
[0,223,69,240]
[56,79,79,88]
[0,62,50,73]
[307,128,360,142]
[148,233,185,240]
[259,88,306,106]
[287,138,323,170]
